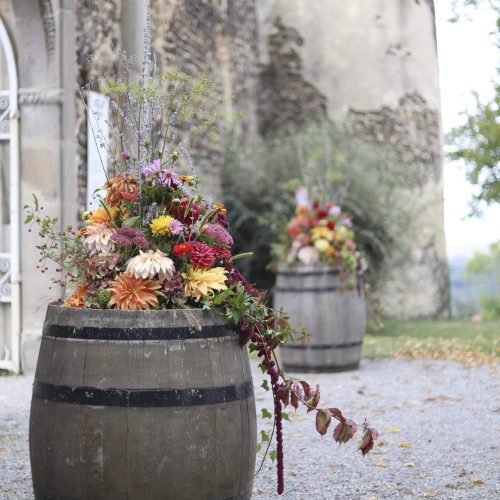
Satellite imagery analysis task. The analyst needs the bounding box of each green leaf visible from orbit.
[256,443,262,453]
[261,380,270,391]
[269,450,277,462]
[260,430,270,442]
[213,288,232,305]
[24,214,34,224]
[230,252,253,262]
[261,408,272,419]
[282,412,290,421]
[32,193,39,211]
[258,363,267,374]
[122,216,141,228]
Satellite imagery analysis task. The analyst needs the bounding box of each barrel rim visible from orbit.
[276,263,341,277]
[44,304,236,338]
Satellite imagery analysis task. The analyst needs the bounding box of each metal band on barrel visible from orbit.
[43,323,238,341]
[281,341,362,349]
[33,380,253,407]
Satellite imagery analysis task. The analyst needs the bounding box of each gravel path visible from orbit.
[1,359,498,499]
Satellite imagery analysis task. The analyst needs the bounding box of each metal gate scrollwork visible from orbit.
[0,253,11,302]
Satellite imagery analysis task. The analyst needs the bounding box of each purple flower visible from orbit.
[202,223,233,246]
[168,218,184,236]
[159,168,179,188]
[121,150,130,159]
[111,227,149,249]
[142,159,162,176]
[329,205,341,217]
[342,217,353,228]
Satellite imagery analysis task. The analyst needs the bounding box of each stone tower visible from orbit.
[255,0,449,318]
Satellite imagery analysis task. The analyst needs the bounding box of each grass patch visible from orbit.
[363,318,499,366]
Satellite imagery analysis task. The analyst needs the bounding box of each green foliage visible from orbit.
[223,122,423,291]
[465,240,500,318]
[447,1,500,213]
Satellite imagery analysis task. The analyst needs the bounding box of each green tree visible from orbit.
[446,0,500,213]
[465,240,500,319]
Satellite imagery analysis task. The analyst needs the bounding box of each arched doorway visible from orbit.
[0,16,20,373]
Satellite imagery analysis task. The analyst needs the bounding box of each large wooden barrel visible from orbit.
[29,305,256,500]
[274,265,366,372]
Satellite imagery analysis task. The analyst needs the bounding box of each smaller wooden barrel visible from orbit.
[274,265,366,372]
[29,305,256,500]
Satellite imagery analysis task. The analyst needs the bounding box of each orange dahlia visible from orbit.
[62,284,89,308]
[107,274,163,310]
[104,174,138,207]
[86,206,117,226]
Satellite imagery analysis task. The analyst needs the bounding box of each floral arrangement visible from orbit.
[273,187,367,279]
[24,25,377,495]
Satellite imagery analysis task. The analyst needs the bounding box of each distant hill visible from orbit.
[449,256,497,318]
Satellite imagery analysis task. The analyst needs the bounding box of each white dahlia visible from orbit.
[83,223,116,254]
[125,249,175,280]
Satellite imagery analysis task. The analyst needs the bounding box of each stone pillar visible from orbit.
[256,0,449,318]
[121,0,149,71]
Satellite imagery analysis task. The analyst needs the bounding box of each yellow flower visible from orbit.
[183,266,227,301]
[314,238,331,253]
[334,226,352,242]
[108,274,163,310]
[311,226,334,241]
[150,215,174,236]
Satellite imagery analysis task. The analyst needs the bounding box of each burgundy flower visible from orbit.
[171,200,200,225]
[212,246,232,262]
[189,242,215,269]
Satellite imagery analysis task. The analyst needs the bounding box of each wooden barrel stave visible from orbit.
[30,306,255,500]
[274,265,366,372]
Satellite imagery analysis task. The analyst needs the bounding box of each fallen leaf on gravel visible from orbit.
[425,395,463,402]
[253,488,264,494]
[404,462,416,467]
[374,460,389,467]
[368,496,377,500]
[422,492,437,497]
[328,464,336,469]
[386,427,401,433]
[399,441,413,448]
[458,469,471,477]
[287,471,296,477]
[472,478,484,485]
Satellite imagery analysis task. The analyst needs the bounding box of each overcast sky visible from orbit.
[435,0,500,259]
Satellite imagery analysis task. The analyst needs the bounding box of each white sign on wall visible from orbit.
[87,91,109,211]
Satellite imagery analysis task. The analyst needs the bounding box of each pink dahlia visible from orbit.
[189,242,215,269]
[202,223,233,246]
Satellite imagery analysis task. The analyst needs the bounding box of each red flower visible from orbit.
[326,220,336,230]
[173,242,193,256]
[119,191,139,202]
[313,200,320,209]
[189,242,215,269]
[287,227,299,236]
[316,209,328,219]
[213,246,232,262]
[171,200,200,225]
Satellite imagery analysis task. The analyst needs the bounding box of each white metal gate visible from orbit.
[0,17,20,372]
